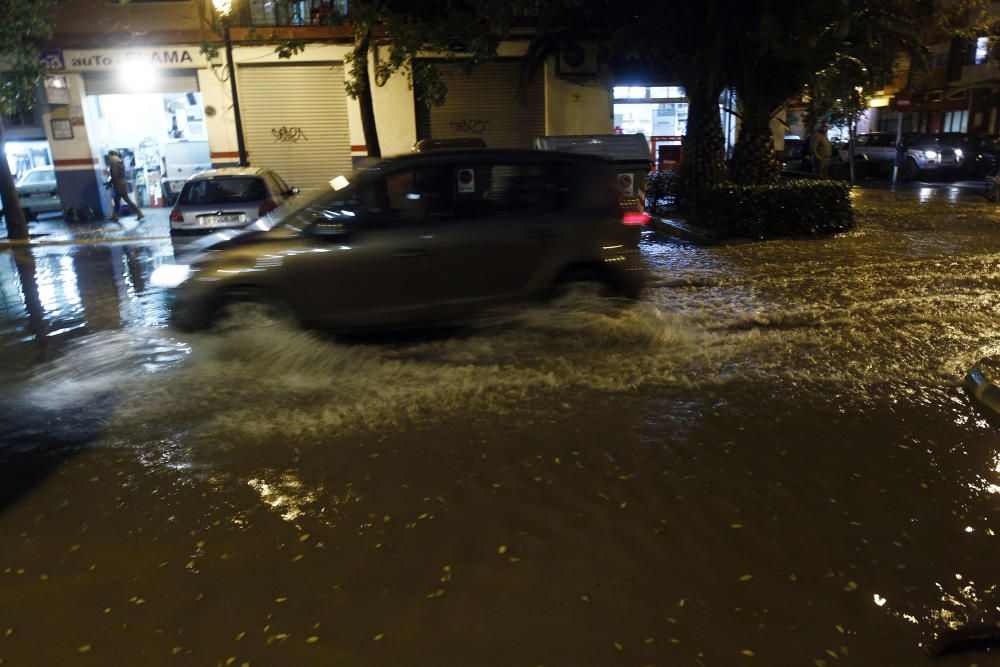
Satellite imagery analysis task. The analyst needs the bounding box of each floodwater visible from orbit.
[1,187,1000,665]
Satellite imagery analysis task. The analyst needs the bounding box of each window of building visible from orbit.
[944,110,968,132]
[976,36,990,64]
[649,86,685,99]
[249,0,346,26]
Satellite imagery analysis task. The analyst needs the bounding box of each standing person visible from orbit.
[107,150,144,222]
[811,124,833,179]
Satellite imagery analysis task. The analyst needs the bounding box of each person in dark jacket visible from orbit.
[107,150,143,222]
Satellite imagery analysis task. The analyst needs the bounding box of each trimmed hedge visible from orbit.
[645,170,678,214]
[696,179,853,239]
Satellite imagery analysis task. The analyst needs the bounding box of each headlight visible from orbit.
[150,264,192,288]
[954,148,964,159]
[924,150,939,160]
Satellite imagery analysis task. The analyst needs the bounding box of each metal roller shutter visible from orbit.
[415,60,544,149]
[237,63,351,192]
[83,71,200,95]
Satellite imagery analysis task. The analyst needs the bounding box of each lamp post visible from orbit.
[213,0,248,167]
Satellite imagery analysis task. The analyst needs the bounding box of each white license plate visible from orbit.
[197,213,245,226]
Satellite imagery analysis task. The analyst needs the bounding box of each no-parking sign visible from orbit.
[457,168,475,193]
[618,172,634,196]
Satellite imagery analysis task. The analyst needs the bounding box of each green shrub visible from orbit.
[645,170,678,214]
[695,179,853,239]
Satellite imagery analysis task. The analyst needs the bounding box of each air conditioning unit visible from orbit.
[558,40,598,77]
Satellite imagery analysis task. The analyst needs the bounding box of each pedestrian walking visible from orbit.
[811,124,833,179]
[107,150,144,222]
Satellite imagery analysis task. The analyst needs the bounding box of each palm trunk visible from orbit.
[353,29,381,159]
[730,117,780,185]
[0,125,29,240]
[679,87,728,206]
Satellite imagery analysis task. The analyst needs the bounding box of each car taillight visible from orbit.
[169,209,183,223]
[622,211,651,226]
[259,201,278,217]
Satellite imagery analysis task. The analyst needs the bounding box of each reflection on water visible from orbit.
[3,188,1000,663]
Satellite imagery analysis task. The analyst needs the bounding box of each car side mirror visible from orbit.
[288,187,300,196]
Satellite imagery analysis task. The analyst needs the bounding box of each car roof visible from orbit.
[368,148,611,173]
[189,167,271,181]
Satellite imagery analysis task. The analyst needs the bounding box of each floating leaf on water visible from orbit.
[644,638,654,644]
[306,636,319,644]
[613,641,623,651]
[275,597,288,603]
[847,581,858,591]
[373,633,385,641]
[498,545,508,555]
[835,624,845,634]
[741,649,755,656]
[508,557,521,563]
[825,649,838,659]
[235,631,246,641]
[172,647,183,655]
[77,645,92,653]
[225,658,236,666]
[580,595,590,603]
[291,555,304,562]
[739,575,753,582]
[731,524,743,529]
[299,534,310,542]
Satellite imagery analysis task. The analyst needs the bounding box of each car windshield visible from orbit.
[179,177,267,205]
[18,170,54,185]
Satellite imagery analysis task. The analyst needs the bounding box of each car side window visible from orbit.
[449,162,573,220]
[352,167,450,225]
[856,135,870,146]
[272,172,291,194]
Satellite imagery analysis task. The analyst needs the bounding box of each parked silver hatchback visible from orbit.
[156,149,647,332]
[169,167,298,235]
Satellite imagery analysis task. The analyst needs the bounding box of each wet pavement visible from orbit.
[2,185,1000,665]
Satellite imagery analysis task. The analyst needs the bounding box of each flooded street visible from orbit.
[2,187,1000,665]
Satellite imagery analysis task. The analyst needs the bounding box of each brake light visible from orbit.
[622,211,651,225]
[259,201,278,217]
[169,208,183,223]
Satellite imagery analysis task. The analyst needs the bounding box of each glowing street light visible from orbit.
[213,0,248,167]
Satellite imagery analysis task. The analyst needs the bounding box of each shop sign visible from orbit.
[60,47,208,71]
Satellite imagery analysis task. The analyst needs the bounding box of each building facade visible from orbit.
[11,0,615,219]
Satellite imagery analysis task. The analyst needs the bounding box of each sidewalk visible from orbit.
[0,208,171,249]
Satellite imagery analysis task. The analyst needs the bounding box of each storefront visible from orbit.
[237,62,352,191]
[414,60,545,149]
[611,86,739,170]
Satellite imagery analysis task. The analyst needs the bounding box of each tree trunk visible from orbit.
[679,88,728,207]
[0,125,30,241]
[730,119,780,185]
[353,30,381,159]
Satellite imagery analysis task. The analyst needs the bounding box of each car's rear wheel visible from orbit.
[212,288,296,330]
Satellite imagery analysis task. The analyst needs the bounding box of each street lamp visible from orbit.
[213,0,248,167]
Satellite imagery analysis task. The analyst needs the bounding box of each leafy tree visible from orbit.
[0,0,54,240]
[273,0,510,157]
[728,0,995,185]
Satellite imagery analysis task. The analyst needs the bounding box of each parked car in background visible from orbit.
[838,132,898,163]
[935,133,1000,176]
[155,149,647,332]
[11,167,61,220]
[899,133,961,179]
[161,140,211,205]
[168,167,298,236]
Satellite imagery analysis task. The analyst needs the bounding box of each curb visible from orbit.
[647,215,718,245]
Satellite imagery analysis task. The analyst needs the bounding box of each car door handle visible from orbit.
[393,248,430,258]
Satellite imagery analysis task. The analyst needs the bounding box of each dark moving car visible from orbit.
[935,133,1000,176]
[155,149,648,332]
